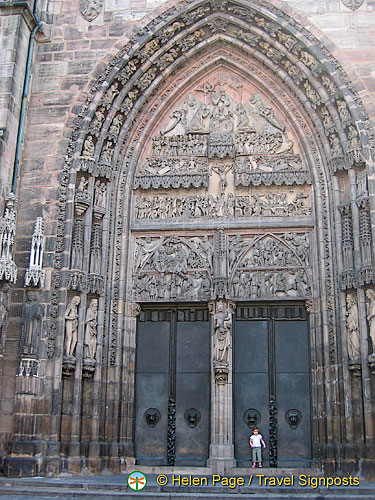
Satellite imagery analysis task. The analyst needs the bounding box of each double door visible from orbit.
[134,305,210,466]
[234,304,311,467]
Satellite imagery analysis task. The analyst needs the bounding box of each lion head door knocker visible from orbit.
[144,408,161,427]
[285,409,302,429]
[243,409,261,428]
[184,409,201,428]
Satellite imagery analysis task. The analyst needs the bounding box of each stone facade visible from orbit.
[0,0,374,480]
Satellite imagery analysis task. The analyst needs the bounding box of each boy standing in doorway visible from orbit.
[250,427,266,468]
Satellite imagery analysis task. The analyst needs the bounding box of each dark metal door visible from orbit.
[134,306,210,466]
[234,304,311,468]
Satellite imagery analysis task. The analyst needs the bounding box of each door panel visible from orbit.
[135,306,209,466]
[175,319,210,465]
[234,305,311,468]
[275,319,311,467]
[134,318,170,465]
[234,320,269,467]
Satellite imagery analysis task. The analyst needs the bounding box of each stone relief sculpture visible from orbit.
[79,0,103,23]
[84,299,98,361]
[21,291,43,356]
[133,235,213,302]
[135,191,311,220]
[64,296,80,358]
[346,294,360,362]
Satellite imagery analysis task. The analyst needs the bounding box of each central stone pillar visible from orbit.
[208,299,236,472]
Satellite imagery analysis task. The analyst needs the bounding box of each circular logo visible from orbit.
[127,471,147,491]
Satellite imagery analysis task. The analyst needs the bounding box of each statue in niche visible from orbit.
[346,294,360,360]
[21,291,43,355]
[213,301,232,363]
[89,108,105,137]
[366,289,375,351]
[77,176,88,195]
[94,180,106,209]
[64,296,80,358]
[357,171,367,198]
[82,136,95,157]
[84,298,98,361]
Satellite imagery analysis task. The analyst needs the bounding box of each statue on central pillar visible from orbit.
[211,300,235,384]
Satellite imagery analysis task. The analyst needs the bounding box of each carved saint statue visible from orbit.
[84,298,98,361]
[64,296,80,358]
[366,289,375,351]
[213,301,232,363]
[21,291,43,355]
[346,294,360,360]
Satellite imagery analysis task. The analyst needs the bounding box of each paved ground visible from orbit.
[0,472,374,499]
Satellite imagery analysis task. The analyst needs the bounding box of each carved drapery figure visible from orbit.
[94,181,107,209]
[64,296,80,358]
[366,289,375,351]
[84,298,98,361]
[21,291,43,356]
[346,294,360,360]
[213,301,232,363]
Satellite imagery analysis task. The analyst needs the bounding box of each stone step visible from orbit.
[0,474,374,499]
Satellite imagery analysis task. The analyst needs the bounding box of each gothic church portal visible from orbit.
[0,0,374,480]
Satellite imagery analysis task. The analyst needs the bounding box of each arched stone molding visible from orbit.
[6,0,375,478]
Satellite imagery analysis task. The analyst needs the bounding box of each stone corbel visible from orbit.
[125,302,141,317]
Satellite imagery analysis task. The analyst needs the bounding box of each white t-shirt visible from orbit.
[250,434,263,447]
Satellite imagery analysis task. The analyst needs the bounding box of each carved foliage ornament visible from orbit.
[79,0,103,23]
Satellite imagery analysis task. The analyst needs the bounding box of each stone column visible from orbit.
[208,300,236,472]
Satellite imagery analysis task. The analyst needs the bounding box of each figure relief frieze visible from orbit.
[134,190,311,220]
